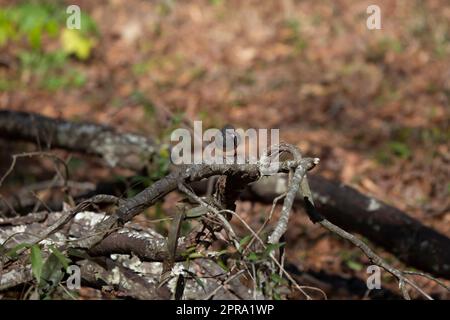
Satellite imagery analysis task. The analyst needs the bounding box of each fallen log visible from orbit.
[0,110,157,171]
[243,176,450,278]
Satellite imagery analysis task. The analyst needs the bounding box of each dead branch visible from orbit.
[1,110,448,279]
[77,258,169,300]
[0,110,448,300]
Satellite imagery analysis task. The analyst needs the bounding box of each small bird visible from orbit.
[216,124,240,160]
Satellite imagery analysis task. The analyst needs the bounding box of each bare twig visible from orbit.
[3,110,449,279]
[268,162,315,244]
[242,193,286,257]
[403,270,450,292]
[203,270,246,300]
[178,179,315,299]
[318,218,433,300]
[0,152,68,188]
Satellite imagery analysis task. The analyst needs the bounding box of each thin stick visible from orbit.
[319,219,433,300]
[403,270,450,292]
[203,270,246,300]
[242,193,286,256]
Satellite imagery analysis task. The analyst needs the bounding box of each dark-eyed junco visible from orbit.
[216,124,240,157]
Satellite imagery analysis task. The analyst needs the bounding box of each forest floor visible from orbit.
[0,0,449,299]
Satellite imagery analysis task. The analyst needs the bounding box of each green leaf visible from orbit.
[273,291,282,300]
[181,246,197,257]
[49,245,70,270]
[27,25,42,49]
[187,252,204,259]
[216,249,229,257]
[5,242,32,259]
[217,259,229,272]
[263,242,285,256]
[346,260,364,271]
[185,206,209,219]
[39,253,66,299]
[247,252,260,262]
[183,269,206,293]
[30,245,44,283]
[270,273,283,284]
[79,12,98,35]
[44,20,59,37]
[239,235,252,249]
[60,28,93,60]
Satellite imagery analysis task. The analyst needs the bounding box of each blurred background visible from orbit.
[0,0,449,298]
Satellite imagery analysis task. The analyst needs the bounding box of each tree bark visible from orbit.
[0,110,157,171]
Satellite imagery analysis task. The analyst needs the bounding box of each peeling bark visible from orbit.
[0,110,157,171]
